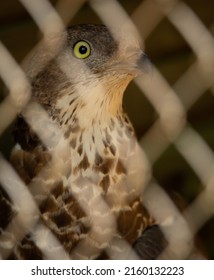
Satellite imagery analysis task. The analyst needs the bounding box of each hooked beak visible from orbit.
[136,52,152,75]
[107,50,152,77]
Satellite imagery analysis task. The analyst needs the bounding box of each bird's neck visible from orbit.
[55,88,135,156]
[53,83,136,192]
[55,75,132,127]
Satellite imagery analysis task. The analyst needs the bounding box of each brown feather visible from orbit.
[0,24,157,259]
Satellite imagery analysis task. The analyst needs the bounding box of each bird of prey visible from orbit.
[0,24,166,259]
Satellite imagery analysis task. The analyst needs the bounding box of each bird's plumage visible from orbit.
[0,24,166,259]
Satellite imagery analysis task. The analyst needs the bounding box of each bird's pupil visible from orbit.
[79,45,87,54]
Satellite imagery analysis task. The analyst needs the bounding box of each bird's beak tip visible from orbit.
[137,53,152,76]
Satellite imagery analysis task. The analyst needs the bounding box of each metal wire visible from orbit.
[0,0,213,259]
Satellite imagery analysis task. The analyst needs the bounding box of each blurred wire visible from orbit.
[0,0,214,259]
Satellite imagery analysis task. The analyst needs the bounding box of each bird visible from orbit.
[0,24,166,259]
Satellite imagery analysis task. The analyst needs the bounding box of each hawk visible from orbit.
[0,24,166,259]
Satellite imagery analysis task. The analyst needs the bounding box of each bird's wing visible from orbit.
[0,116,72,259]
[0,116,47,259]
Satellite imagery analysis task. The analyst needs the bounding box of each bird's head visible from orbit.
[28,24,151,126]
[65,24,151,76]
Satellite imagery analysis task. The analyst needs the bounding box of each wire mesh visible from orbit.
[0,0,214,259]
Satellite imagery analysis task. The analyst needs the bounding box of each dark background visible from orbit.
[0,0,214,259]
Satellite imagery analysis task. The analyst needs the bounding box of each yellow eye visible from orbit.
[73,41,91,59]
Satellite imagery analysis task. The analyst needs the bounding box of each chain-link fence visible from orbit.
[0,0,214,260]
